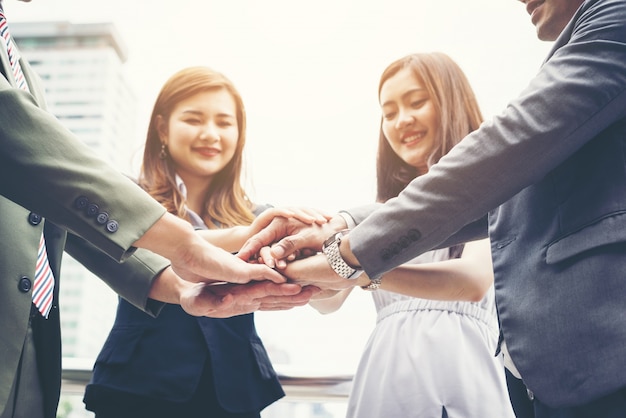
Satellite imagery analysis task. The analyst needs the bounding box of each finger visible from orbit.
[258,246,276,268]
[238,227,281,261]
[256,282,303,296]
[247,264,286,284]
[290,207,330,225]
[303,207,333,224]
[250,210,291,234]
[282,207,319,225]
[274,250,288,270]
[255,285,319,305]
[270,235,301,259]
[258,302,307,311]
[257,287,320,309]
[225,282,302,301]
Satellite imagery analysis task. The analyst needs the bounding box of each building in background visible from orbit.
[13,21,137,360]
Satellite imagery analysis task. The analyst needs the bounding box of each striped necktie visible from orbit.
[0,9,29,90]
[1,8,55,318]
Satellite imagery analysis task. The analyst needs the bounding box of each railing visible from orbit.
[61,358,352,417]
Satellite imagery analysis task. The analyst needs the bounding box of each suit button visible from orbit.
[407,229,421,241]
[18,276,32,293]
[86,203,100,217]
[398,236,410,249]
[28,213,42,225]
[74,196,89,210]
[96,212,109,225]
[106,220,119,233]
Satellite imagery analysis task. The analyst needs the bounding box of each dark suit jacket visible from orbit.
[83,303,284,413]
[347,0,626,408]
[1,22,169,418]
[84,208,284,414]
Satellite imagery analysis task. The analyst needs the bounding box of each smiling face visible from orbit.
[379,66,439,174]
[157,88,239,188]
[519,0,584,41]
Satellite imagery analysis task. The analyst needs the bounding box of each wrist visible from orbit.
[135,213,195,260]
[328,214,349,234]
[148,266,186,304]
[360,275,382,291]
[322,230,364,280]
[337,235,361,269]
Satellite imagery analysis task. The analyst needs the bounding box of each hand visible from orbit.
[280,252,367,291]
[195,206,332,254]
[238,214,349,266]
[135,213,286,284]
[257,285,322,311]
[180,281,321,318]
[174,240,294,285]
[251,206,332,234]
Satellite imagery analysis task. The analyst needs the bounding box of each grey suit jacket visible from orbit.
[348,0,626,408]
[0,25,169,418]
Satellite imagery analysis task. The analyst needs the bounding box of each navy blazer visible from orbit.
[347,0,626,408]
[84,207,284,413]
[84,302,284,413]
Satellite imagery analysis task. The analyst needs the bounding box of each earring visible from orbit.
[159,144,168,160]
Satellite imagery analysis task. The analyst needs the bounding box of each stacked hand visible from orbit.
[238,213,368,294]
[149,208,365,317]
[143,207,345,317]
[180,281,321,318]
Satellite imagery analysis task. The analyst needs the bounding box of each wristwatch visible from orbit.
[322,230,364,279]
[361,277,382,291]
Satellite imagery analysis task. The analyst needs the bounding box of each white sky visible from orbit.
[8,0,553,377]
[9,0,551,212]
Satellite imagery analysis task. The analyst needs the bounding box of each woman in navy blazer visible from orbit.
[83,67,284,418]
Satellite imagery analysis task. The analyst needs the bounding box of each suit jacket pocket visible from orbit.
[546,211,626,264]
[95,326,144,365]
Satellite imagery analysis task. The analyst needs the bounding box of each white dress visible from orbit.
[346,248,515,418]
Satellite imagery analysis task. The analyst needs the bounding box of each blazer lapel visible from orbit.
[19,55,47,108]
[0,33,13,84]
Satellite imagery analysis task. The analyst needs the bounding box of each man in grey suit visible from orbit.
[0,1,317,417]
[241,0,626,416]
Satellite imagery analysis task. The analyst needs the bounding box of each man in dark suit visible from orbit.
[240,0,626,416]
[0,1,316,417]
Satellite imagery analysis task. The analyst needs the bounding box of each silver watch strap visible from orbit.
[322,230,363,280]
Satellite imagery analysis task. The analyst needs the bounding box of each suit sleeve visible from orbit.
[343,205,488,249]
[350,0,626,277]
[64,233,169,316]
[0,80,166,261]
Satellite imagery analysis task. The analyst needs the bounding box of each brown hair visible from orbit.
[139,66,254,228]
[376,52,483,203]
